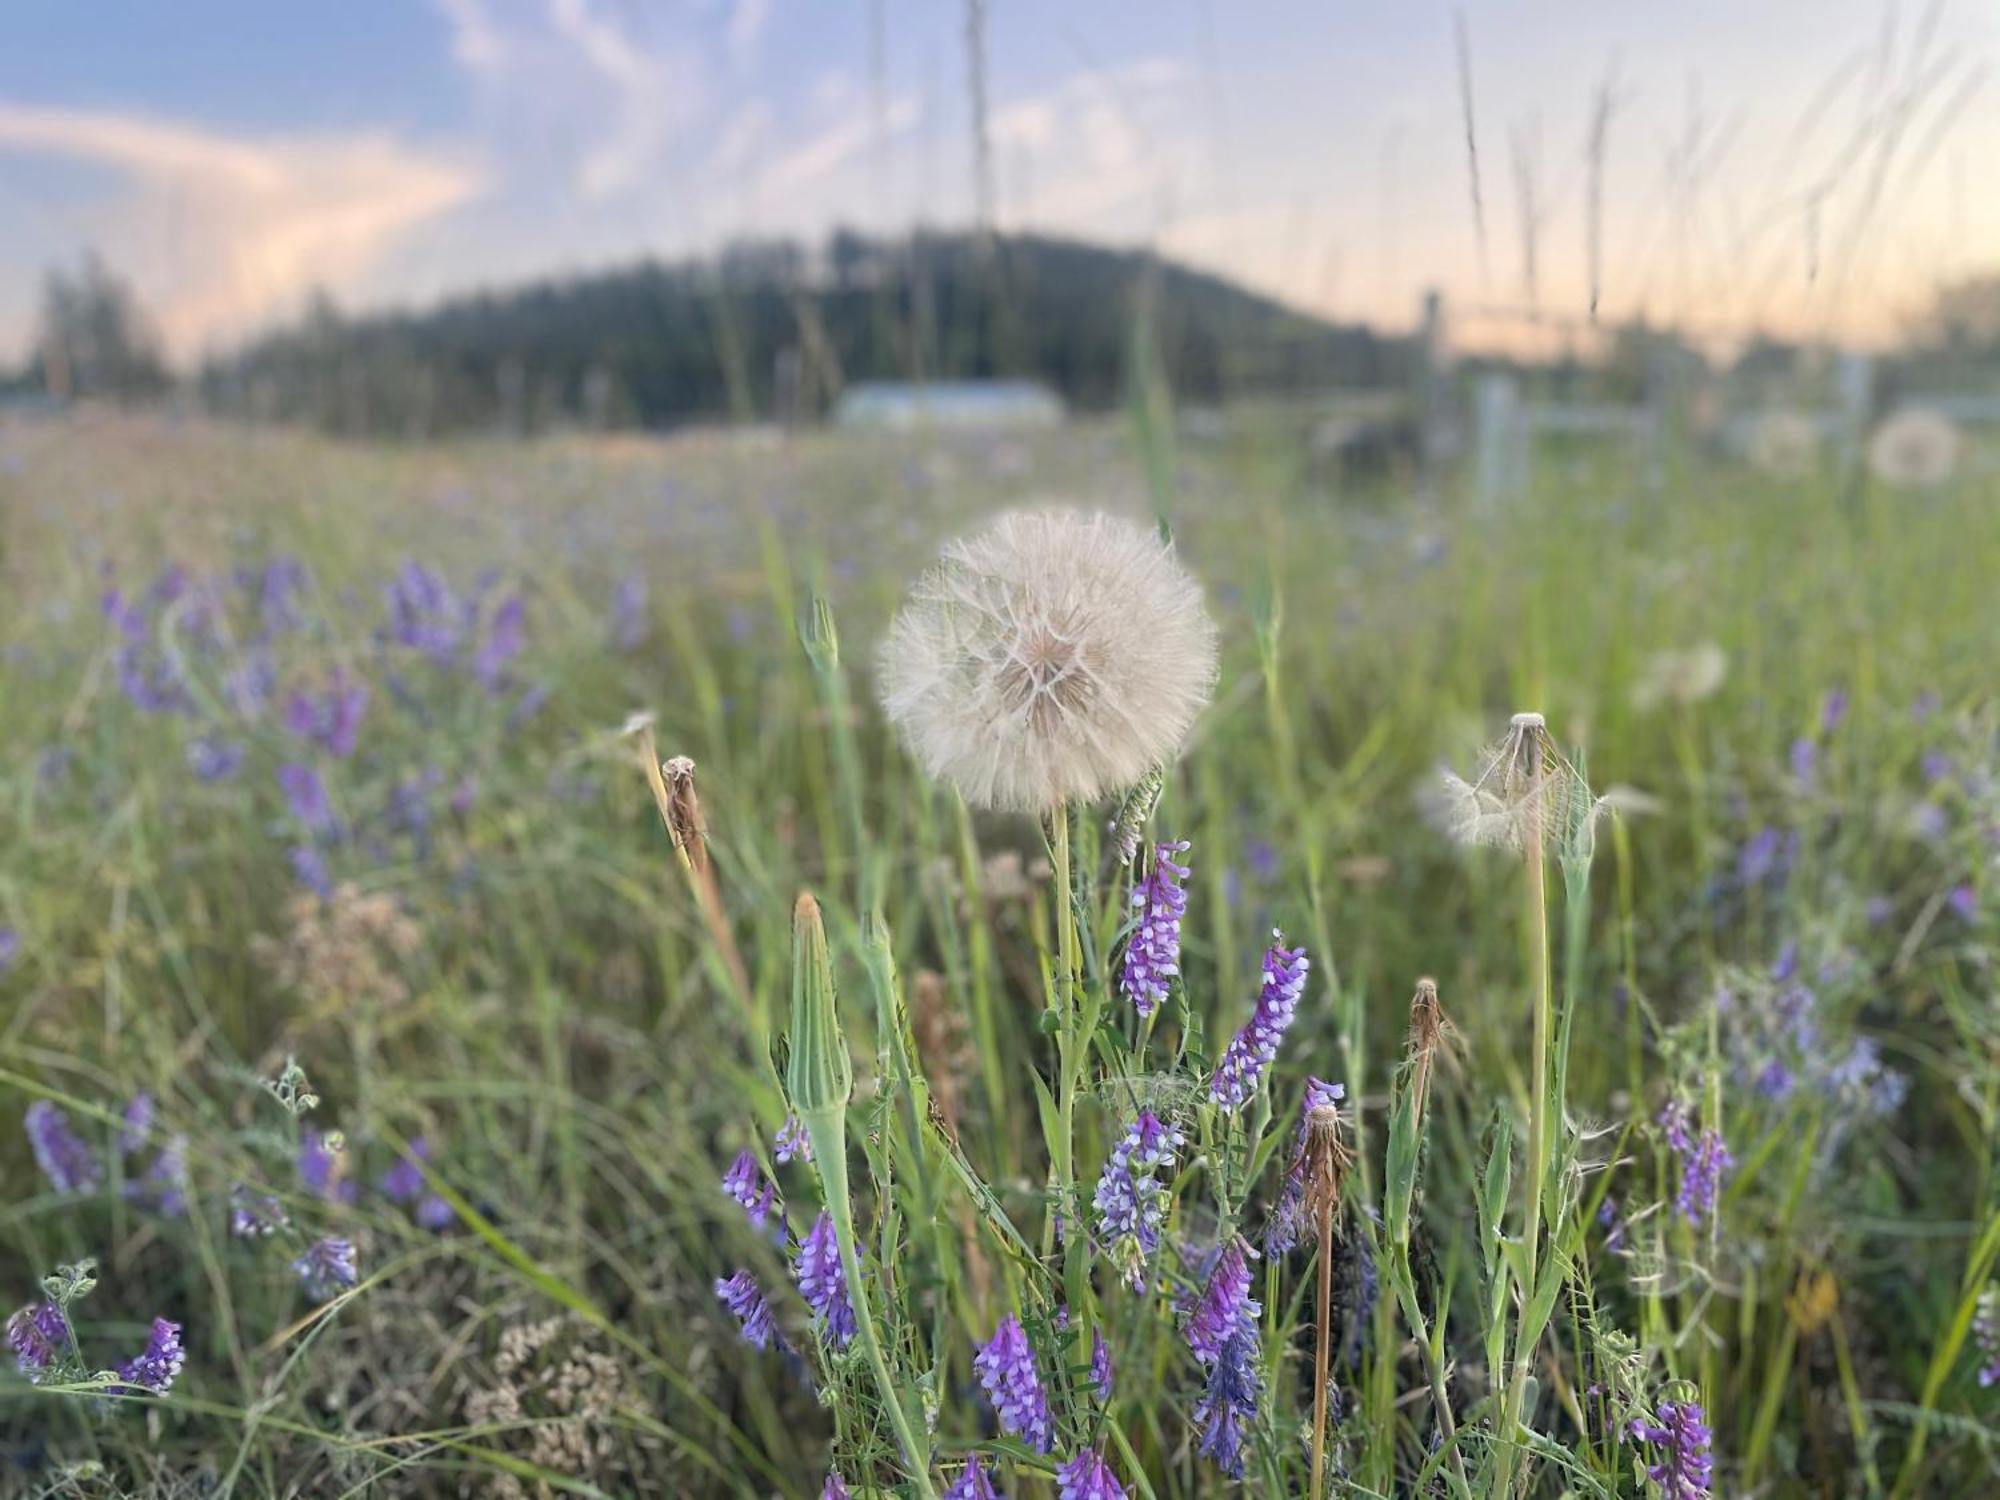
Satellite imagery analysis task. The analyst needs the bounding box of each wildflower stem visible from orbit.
[803,1104,938,1498]
[1310,1195,1334,1500]
[1494,765,1554,1500]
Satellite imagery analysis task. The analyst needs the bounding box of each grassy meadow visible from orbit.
[1,403,1997,1496]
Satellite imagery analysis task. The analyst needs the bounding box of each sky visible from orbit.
[0,0,1994,365]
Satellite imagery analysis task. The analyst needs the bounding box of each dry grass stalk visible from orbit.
[1303,1101,1353,1500]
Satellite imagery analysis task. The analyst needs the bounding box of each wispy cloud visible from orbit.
[0,102,482,359]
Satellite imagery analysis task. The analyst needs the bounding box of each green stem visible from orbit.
[804,1106,937,1498]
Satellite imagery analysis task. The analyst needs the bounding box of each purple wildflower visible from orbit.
[119,1093,154,1154]
[1949,884,1979,922]
[0,927,15,973]
[795,1212,856,1347]
[187,736,246,782]
[1598,1195,1626,1253]
[114,1317,184,1394]
[944,1456,1003,1500]
[25,1101,101,1194]
[386,561,469,661]
[1055,1450,1127,1500]
[714,1269,780,1351]
[1659,1102,1733,1228]
[1092,1328,1113,1402]
[290,844,333,898]
[1193,1325,1263,1478]
[723,1149,780,1236]
[1092,1110,1184,1289]
[1789,738,1818,785]
[1820,687,1848,734]
[821,1475,849,1500]
[298,1128,352,1201]
[285,671,369,758]
[1210,934,1310,1113]
[6,1301,71,1381]
[292,1236,359,1300]
[610,574,648,650]
[380,1137,431,1202]
[258,556,310,634]
[127,1134,189,1217]
[416,1193,456,1230]
[224,648,277,718]
[973,1315,1055,1453]
[229,1185,288,1237]
[1974,1287,2000,1387]
[1629,1399,1715,1500]
[278,764,335,835]
[1187,1240,1260,1364]
[774,1115,813,1164]
[1266,1077,1347,1253]
[1120,840,1190,1018]
[474,596,525,689]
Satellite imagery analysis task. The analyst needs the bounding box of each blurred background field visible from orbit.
[3,1,2000,1495]
[1,395,1996,1492]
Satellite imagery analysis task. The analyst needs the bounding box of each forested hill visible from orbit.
[198,230,1412,436]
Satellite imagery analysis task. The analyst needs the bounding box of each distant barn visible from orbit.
[832,380,1065,432]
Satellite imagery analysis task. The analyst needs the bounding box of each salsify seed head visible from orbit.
[878,509,1218,813]
[1440,710,1601,854]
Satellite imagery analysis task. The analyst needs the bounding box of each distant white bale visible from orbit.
[1868,407,1961,488]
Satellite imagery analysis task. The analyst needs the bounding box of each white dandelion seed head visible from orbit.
[1749,410,1820,479]
[1439,711,1601,853]
[1868,407,1961,488]
[1630,643,1728,711]
[877,508,1219,813]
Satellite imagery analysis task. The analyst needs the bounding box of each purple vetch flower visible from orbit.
[1659,1102,1733,1228]
[973,1315,1055,1453]
[610,574,648,650]
[292,1236,359,1300]
[821,1475,849,1500]
[1266,1077,1347,1253]
[0,927,16,973]
[230,1185,288,1237]
[114,1317,184,1394]
[1055,1449,1127,1500]
[6,1301,71,1381]
[298,1127,352,1201]
[474,596,526,689]
[794,1212,856,1347]
[723,1149,780,1236]
[1120,840,1191,1017]
[1187,1239,1260,1364]
[1921,750,1955,785]
[119,1093,154,1154]
[1820,687,1848,734]
[1092,1110,1184,1290]
[187,736,246,782]
[1091,1328,1113,1402]
[278,764,336,835]
[386,561,470,662]
[1974,1287,2000,1387]
[284,671,369,758]
[944,1456,1003,1500]
[1598,1195,1626,1253]
[1210,934,1310,1113]
[224,648,278,718]
[774,1115,813,1164]
[290,844,333,899]
[714,1269,780,1351]
[1949,884,1980,922]
[1629,1399,1715,1500]
[380,1137,432,1202]
[1789,738,1818,785]
[127,1134,189,1217]
[258,556,310,634]
[416,1192,456,1230]
[25,1101,101,1195]
[1193,1325,1262,1478]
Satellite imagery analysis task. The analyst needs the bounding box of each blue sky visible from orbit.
[1,1,1994,362]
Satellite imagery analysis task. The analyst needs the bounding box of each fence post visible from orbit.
[1474,371,1525,510]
